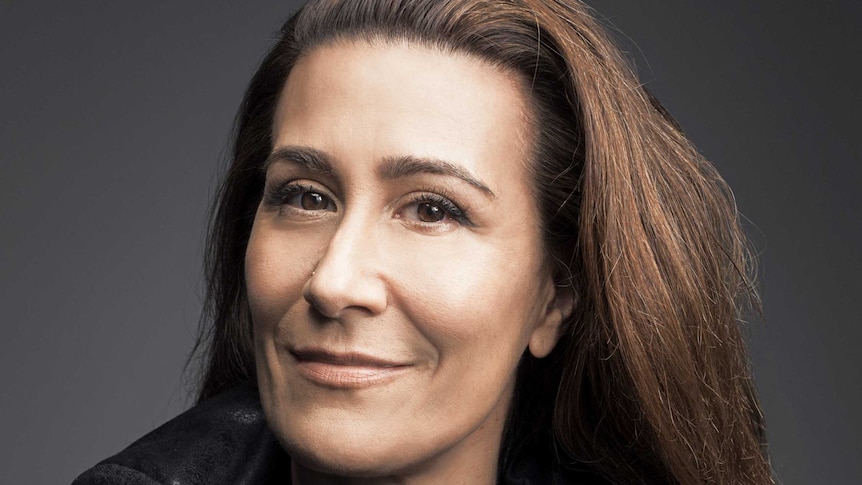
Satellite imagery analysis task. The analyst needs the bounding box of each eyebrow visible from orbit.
[264,146,496,199]
[263,146,335,175]
[379,155,496,199]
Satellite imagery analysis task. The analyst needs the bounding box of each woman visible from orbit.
[74,0,773,483]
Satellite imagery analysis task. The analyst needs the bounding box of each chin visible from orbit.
[275,415,426,477]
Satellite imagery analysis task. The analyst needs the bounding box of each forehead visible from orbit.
[272,41,536,197]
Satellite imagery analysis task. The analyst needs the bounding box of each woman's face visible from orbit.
[246,42,569,479]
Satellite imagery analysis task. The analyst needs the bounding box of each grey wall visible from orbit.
[1,1,859,484]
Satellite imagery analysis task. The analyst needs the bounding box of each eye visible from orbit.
[263,181,336,214]
[416,202,446,223]
[294,190,332,211]
[397,192,471,227]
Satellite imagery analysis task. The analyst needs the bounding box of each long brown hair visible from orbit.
[191,1,773,483]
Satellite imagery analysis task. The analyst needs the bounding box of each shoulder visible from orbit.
[71,382,291,485]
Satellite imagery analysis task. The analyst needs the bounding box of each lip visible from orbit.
[290,348,413,389]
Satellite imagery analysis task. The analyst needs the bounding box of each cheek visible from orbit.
[395,241,545,433]
[245,220,313,330]
[386,232,545,368]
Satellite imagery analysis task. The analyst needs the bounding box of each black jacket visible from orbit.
[72,383,608,484]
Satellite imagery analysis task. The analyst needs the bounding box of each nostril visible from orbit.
[306,299,333,322]
[304,291,332,319]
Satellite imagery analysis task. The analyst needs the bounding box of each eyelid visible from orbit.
[262,179,338,212]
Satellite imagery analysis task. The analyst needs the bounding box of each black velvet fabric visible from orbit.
[72,382,608,484]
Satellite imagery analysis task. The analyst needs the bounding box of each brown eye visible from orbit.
[395,193,469,229]
[417,202,446,222]
[300,191,330,211]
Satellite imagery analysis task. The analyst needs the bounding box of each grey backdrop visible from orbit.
[1,1,859,484]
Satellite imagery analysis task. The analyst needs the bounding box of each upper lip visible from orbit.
[290,348,410,368]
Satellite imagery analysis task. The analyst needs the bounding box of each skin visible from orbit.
[245,41,572,484]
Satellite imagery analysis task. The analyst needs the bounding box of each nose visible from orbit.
[303,214,388,319]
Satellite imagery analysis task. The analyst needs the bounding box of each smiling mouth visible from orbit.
[289,348,413,389]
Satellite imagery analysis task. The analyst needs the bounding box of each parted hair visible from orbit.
[191,1,773,483]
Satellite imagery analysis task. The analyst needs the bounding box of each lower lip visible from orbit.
[293,360,412,389]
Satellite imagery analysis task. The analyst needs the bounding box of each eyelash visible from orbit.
[263,181,335,212]
[262,181,473,226]
[400,189,472,226]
